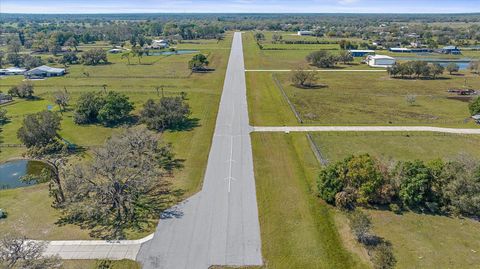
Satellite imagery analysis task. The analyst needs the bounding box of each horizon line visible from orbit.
[2,12,480,15]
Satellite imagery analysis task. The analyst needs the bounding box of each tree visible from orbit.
[132,47,145,64]
[188,54,209,71]
[74,92,106,124]
[0,108,8,125]
[469,60,480,74]
[140,97,191,131]
[62,127,182,239]
[469,97,480,116]
[6,40,22,67]
[338,50,354,64]
[17,110,61,148]
[121,51,132,65]
[0,234,62,269]
[306,50,338,68]
[387,63,401,78]
[411,61,429,78]
[290,67,319,88]
[395,160,437,211]
[59,51,78,65]
[97,91,134,126]
[8,82,34,99]
[272,34,283,43]
[64,36,78,51]
[53,89,70,112]
[446,63,459,75]
[430,63,444,79]
[317,163,345,204]
[254,32,265,41]
[0,51,4,68]
[22,55,44,70]
[406,94,416,106]
[81,48,108,65]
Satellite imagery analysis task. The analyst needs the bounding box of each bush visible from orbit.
[348,209,372,245]
[335,187,357,211]
[0,209,6,219]
[74,91,133,126]
[306,50,338,68]
[469,97,480,116]
[8,82,34,99]
[389,203,402,214]
[140,97,191,131]
[371,243,397,269]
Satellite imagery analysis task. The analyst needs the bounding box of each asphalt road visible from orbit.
[136,32,263,269]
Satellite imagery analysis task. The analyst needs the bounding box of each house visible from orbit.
[24,65,66,78]
[297,30,314,36]
[389,47,412,53]
[441,46,461,55]
[367,55,396,68]
[147,39,169,49]
[0,67,27,76]
[472,114,480,123]
[0,93,13,104]
[348,50,375,57]
[108,48,123,54]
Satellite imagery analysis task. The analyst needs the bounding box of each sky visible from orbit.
[1,0,479,14]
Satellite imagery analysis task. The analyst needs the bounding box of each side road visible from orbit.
[253,126,480,134]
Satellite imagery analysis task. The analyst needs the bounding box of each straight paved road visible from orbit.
[136,32,263,269]
[253,126,480,134]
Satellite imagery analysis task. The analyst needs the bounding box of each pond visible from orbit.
[148,50,199,56]
[395,57,472,70]
[0,160,52,190]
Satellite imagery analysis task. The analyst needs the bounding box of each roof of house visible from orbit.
[348,50,375,53]
[27,65,65,73]
[369,55,395,60]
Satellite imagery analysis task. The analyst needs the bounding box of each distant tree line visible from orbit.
[387,61,445,79]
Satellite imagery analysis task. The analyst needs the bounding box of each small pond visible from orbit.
[395,57,472,70]
[148,50,199,56]
[0,160,52,190]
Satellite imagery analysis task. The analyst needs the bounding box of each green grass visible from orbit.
[311,132,480,162]
[0,34,232,239]
[251,132,368,269]
[367,210,480,269]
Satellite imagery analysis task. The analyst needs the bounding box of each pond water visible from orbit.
[0,160,52,190]
[395,57,472,70]
[148,50,199,56]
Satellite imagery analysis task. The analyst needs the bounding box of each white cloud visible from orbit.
[337,0,359,4]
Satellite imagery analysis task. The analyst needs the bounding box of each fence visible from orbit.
[272,74,304,124]
[306,134,328,166]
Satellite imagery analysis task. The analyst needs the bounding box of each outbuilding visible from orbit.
[367,55,396,68]
[147,39,169,49]
[389,47,412,53]
[348,50,375,57]
[24,65,66,78]
[0,93,13,104]
[297,30,314,36]
[441,46,461,55]
[473,114,480,123]
[0,67,27,76]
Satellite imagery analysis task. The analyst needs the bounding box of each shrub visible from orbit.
[469,97,480,116]
[140,97,191,131]
[389,203,402,214]
[0,209,6,219]
[348,209,372,245]
[371,243,397,269]
[335,187,357,211]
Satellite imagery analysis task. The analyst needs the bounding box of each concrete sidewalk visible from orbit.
[253,126,480,134]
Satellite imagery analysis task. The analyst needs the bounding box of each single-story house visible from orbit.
[0,67,27,76]
[389,47,412,53]
[348,50,375,57]
[146,39,169,49]
[0,93,13,104]
[367,55,396,68]
[24,65,66,78]
[441,46,461,55]
[297,30,314,36]
[108,48,123,54]
[473,114,480,122]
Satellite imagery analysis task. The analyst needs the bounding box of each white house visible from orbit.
[25,65,66,78]
[147,39,169,49]
[0,67,27,76]
[297,30,314,36]
[367,55,396,68]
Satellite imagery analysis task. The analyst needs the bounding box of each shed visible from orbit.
[25,65,65,78]
[349,50,375,57]
[441,46,461,55]
[297,31,314,36]
[389,47,412,53]
[367,55,396,68]
[0,67,27,75]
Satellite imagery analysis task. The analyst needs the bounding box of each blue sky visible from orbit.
[1,0,479,14]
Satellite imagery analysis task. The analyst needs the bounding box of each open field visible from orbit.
[307,132,480,268]
[251,132,368,269]
[63,259,141,269]
[311,132,480,162]
[0,33,232,240]
[247,70,480,127]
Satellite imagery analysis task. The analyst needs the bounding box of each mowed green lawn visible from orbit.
[63,259,141,269]
[251,132,369,269]
[309,132,480,268]
[248,71,480,127]
[0,33,232,240]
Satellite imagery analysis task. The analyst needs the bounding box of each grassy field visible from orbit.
[251,132,369,269]
[307,132,480,268]
[248,71,480,127]
[311,132,480,162]
[63,259,141,269]
[0,33,232,240]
